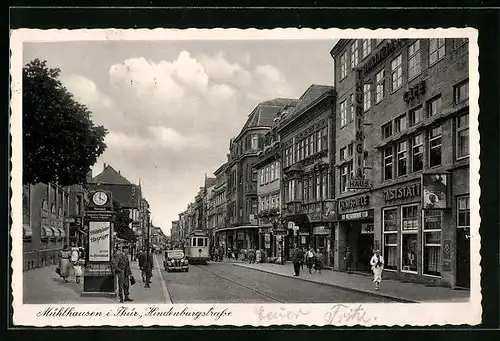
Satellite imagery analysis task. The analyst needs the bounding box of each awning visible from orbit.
[42,226,53,238]
[214,225,259,233]
[23,223,33,238]
[59,227,67,237]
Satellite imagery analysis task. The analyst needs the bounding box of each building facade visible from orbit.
[170,220,180,248]
[275,85,336,265]
[218,98,298,254]
[212,163,228,253]
[331,38,469,288]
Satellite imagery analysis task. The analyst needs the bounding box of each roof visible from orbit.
[236,98,298,139]
[204,177,216,188]
[90,165,132,185]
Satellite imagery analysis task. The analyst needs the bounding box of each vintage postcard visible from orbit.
[10,27,480,327]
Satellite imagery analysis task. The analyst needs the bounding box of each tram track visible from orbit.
[190,264,284,303]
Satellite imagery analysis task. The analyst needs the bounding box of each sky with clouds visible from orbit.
[23,39,336,235]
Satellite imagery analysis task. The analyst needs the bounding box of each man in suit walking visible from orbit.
[113,244,134,303]
[139,247,154,288]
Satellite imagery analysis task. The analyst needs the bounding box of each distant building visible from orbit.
[212,163,228,253]
[171,220,180,248]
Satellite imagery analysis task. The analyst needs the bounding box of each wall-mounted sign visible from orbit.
[88,221,111,262]
[383,183,421,202]
[361,223,375,234]
[362,39,405,75]
[422,173,449,209]
[354,69,365,178]
[404,80,426,104]
[340,210,374,221]
[339,195,370,211]
[322,201,337,221]
[347,177,372,190]
[313,226,330,235]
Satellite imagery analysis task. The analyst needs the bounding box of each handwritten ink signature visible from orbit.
[324,304,372,325]
[255,306,310,323]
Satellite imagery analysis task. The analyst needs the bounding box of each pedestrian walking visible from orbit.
[314,249,324,274]
[344,246,353,274]
[57,244,71,283]
[70,244,82,283]
[291,244,301,276]
[370,249,384,291]
[300,247,305,270]
[139,248,154,288]
[305,247,315,274]
[248,248,255,264]
[112,244,134,303]
[138,248,147,283]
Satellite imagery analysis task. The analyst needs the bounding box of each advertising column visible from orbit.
[82,190,115,297]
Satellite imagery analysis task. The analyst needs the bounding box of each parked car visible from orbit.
[164,249,189,272]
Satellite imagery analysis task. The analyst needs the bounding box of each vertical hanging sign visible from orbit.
[354,68,365,179]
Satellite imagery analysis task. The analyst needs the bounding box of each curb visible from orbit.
[232,263,418,303]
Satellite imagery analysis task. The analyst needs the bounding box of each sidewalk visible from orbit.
[232,262,470,303]
[23,254,170,304]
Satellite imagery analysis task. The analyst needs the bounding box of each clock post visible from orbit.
[81,190,116,297]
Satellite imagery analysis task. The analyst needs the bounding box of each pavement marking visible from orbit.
[154,254,172,304]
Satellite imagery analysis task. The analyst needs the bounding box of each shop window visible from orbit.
[402,234,418,272]
[382,122,392,139]
[454,80,469,103]
[397,140,407,177]
[428,96,442,117]
[409,106,423,126]
[351,40,360,69]
[384,146,393,180]
[412,133,424,172]
[456,112,469,159]
[383,208,398,270]
[429,125,442,168]
[340,52,348,79]
[375,69,385,103]
[340,99,348,127]
[429,38,446,65]
[408,40,421,80]
[423,210,443,276]
[391,54,403,91]
[362,39,372,59]
[364,83,372,111]
[458,196,470,227]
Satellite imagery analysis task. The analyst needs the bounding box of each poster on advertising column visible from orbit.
[88,221,111,262]
[422,173,449,209]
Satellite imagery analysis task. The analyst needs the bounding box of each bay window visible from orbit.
[383,208,398,270]
[423,209,443,276]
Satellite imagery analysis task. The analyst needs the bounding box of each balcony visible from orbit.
[283,201,304,216]
[244,182,257,195]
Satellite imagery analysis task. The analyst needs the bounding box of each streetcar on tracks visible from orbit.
[184,230,210,264]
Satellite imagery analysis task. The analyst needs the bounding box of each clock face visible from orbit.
[92,191,108,206]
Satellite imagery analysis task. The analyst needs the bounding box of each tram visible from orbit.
[184,230,210,264]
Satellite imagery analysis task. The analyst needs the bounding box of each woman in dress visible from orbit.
[369,249,384,291]
[58,244,71,283]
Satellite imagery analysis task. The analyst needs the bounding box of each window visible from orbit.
[457,113,469,159]
[322,172,328,199]
[351,40,360,69]
[397,140,407,177]
[410,106,423,126]
[316,174,321,201]
[363,83,371,111]
[348,143,353,157]
[429,125,442,168]
[375,69,385,103]
[395,114,408,133]
[408,40,421,79]
[340,52,348,79]
[305,137,310,158]
[429,38,446,65]
[401,205,419,273]
[412,133,424,172]
[402,205,419,231]
[340,163,352,192]
[303,177,309,202]
[251,134,259,150]
[384,146,393,180]
[340,100,348,126]
[362,39,372,58]
[453,38,467,49]
[287,180,296,202]
[382,122,392,139]
[455,80,469,103]
[428,96,442,117]
[340,147,347,161]
[308,175,313,202]
[260,169,264,185]
[391,55,403,91]
[423,210,443,276]
[271,163,276,181]
[349,94,355,121]
[458,196,470,227]
[383,208,398,271]
[321,127,328,150]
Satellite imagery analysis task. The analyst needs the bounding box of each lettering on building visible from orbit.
[339,195,370,211]
[354,69,364,177]
[341,210,373,221]
[362,39,405,75]
[382,183,421,202]
[347,177,372,190]
[404,80,426,104]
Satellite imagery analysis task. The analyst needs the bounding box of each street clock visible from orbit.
[92,191,109,206]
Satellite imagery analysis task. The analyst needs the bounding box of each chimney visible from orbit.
[103,163,107,170]
[118,170,121,175]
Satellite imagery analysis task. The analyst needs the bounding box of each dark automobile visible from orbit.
[164,250,189,272]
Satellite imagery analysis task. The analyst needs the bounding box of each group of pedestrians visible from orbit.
[291,245,324,276]
[56,243,85,284]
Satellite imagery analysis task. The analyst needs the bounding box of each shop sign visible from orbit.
[362,39,405,75]
[354,69,365,178]
[361,223,374,234]
[422,173,449,209]
[273,229,288,236]
[347,177,372,190]
[88,221,111,262]
[403,80,426,104]
[340,210,374,221]
[313,226,330,235]
[339,195,370,211]
[383,183,421,202]
[288,222,299,231]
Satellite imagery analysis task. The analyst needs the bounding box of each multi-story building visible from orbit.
[330,38,469,288]
[221,98,298,253]
[151,226,167,247]
[170,220,180,248]
[255,126,283,261]
[212,163,228,253]
[203,176,216,245]
[275,85,336,265]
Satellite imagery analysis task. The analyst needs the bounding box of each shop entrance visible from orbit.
[346,222,374,272]
[357,233,373,271]
[456,227,470,288]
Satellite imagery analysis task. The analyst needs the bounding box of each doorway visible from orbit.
[456,227,470,288]
[357,233,373,271]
